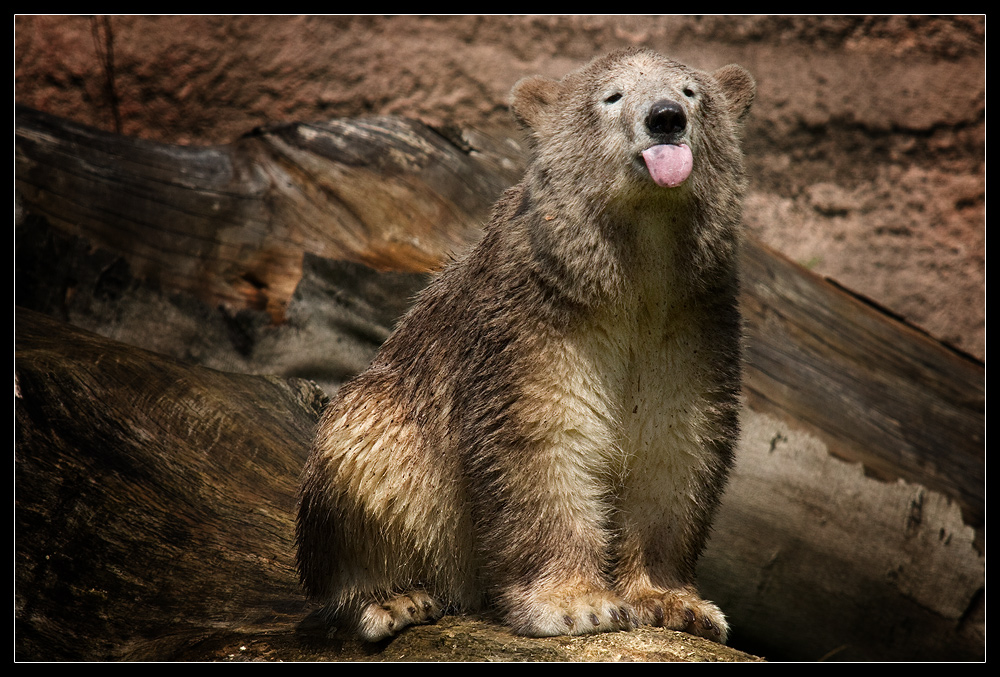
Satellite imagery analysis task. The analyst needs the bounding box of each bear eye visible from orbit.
[604,92,623,104]
[682,86,696,98]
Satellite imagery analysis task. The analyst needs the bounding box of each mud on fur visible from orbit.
[296,47,755,643]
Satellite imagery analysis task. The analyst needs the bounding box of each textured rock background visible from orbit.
[14,15,985,361]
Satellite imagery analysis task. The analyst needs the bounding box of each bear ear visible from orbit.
[712,64,755,123]
[510,75,563,130]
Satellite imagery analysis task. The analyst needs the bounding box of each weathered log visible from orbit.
[742,242,983,528]
[14,308,325,660]
[718,246,983,661]
[15,105,521,323]
[15,107,984,661]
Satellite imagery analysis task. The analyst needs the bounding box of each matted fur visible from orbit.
[297,48,754,643]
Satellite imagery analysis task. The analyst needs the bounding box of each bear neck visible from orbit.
[519,165,740,312]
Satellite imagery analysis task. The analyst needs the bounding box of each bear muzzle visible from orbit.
[638,99,693,188]
[646,99,687,138]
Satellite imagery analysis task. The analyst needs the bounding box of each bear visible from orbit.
[296,47,755,644]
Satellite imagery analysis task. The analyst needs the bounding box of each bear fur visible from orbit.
[296,47,755,643]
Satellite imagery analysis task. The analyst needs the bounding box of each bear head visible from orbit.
[510,48,755,207]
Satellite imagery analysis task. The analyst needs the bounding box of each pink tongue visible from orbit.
[642,143,693,188]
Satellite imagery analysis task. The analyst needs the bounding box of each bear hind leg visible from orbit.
[356,590,444,642]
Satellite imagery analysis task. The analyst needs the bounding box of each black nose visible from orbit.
[646,99,687,136]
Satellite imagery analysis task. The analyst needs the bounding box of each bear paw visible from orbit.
[357,591,443,642]
[513,589,637,637]
[630,588,729,643]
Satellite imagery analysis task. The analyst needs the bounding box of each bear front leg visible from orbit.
[612,415,735,643]
[625,582,729,643]
[613,527,729,643]
[500,578,637,637]
[473,448,636,637]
